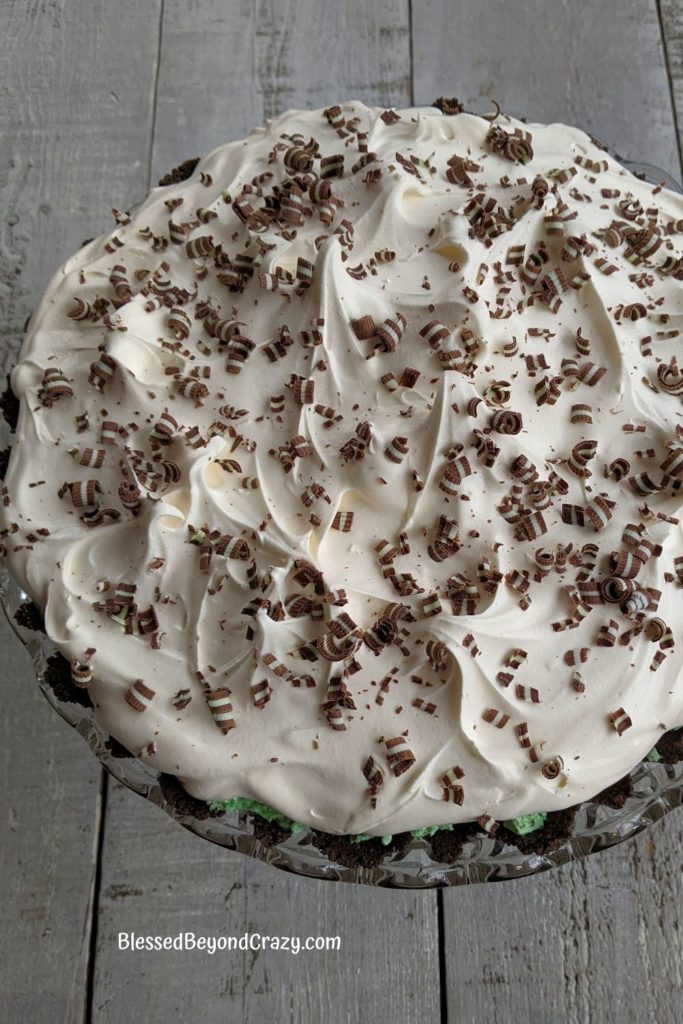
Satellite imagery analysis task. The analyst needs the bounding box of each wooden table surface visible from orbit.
[2,2,682,1021]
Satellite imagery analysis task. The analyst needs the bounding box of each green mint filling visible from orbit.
[410,824,454,839]
[210,798,552,840]
[503,811,548,836]
[209,797,305,833]
[645,747,663,763]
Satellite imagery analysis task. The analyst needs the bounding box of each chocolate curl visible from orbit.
[528,743,546,764]
[70,658,93,688]
[350,315,376,340]
[168,688,191,712]
[439,455,472,495]
[514,510,548,542]
[496,648,527,687]
[515,685,541,704]
[428,514,460,562]
[384,436,409,464]
[482,708,510,729]
[609,549,646,580]
[447,573,481,615]
[214,534,250,560]
[419,319,451,349]
[472,430,500,468]
[39,367,73,407]
[175,376,209,405]
[149,411,179,448]
[622,587,653,619]
[362,756,384,801]
[600,576,635,604]
[541,755,565,781]
[490,410,523,435]
[69,446,106,469]
[566,439,597,478]
[301,483,331,508]
[323,675,356,712]
[59,479,102,510]
[597,618,620,647]
[136,606,159,636]
[609,707,632,736]
[656,358,683,395]
[661,445,683,481]
[68,297,93,321]
[225,335,255,375]
[294,257,314,293]
[515,722,532,749]
[534,375,563,407]
[563,648,589,667]
[166,306,191,341]
[421,592,442,617]
[88,352,117,391]
[605,457,630,481]
[511,455,538,484]
[331,511,354,532]
[205,688,236,733]
[426,639,448,671]
[521,245,548,287]
[478,815,499,836]
[124,680,155,712]
[374,314,407,354]
[384,736,416,777]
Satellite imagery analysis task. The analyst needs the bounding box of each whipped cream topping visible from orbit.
[2,102,682,836]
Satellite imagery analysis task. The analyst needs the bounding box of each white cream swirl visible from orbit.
[2,103,683,835]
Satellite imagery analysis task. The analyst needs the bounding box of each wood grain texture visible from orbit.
[0,609,100,1024]
[91,782,441,1024]
[149,0,412,182]
[0,1,162,1021]
[441,816,683,1024]
[412,0,682,180]
[660,0,683,165]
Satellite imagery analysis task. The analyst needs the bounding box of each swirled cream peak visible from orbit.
[2,103,683,837]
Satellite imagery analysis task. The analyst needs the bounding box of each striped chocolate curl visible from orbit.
[374,314,406,353]
[385,736,416,777]
[566,439,597,477]
[656,358,683,395]
[384,436,409,464]
[605,457,630,481]
[510,455,538,483]
[491,409,523,435]
[514,510,548,542]
[39,368,73,407]
[486,125,534,164]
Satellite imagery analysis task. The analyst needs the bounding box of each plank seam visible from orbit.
[84,771,109,1024]
[656,0,683,178]
[437,889,447,1024]
[146,0,167,189]
[408,0,415,105]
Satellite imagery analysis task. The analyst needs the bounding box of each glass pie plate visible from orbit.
[1,155,682,889]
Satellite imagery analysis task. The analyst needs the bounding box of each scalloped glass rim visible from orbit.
[1,155,681,888]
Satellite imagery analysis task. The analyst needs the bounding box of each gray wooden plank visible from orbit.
[660,0,683,160]
[0,608,99,1024]
[440,815,683,1024]
[92,783,441,1024]
[150,0,413,183]
[0,0,164,1019]
[94,5,441,1024]
[412,0,682,181]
